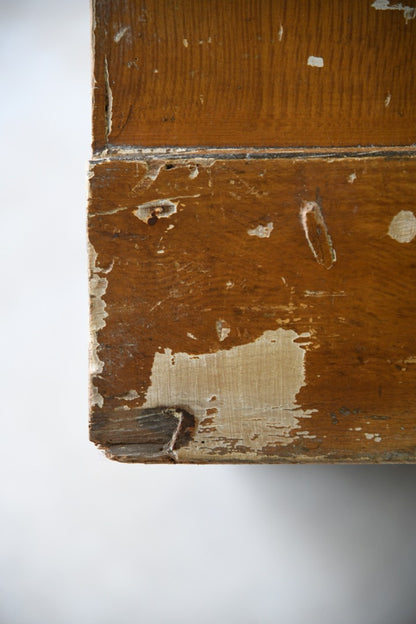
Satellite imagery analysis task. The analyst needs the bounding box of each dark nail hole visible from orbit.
[165,163,175,170]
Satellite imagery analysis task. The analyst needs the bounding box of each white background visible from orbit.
[1,1,416,622]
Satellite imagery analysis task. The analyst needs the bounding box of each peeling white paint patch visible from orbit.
[348,172,357,184]
[134,199,178,224]
[143,329,313,453]
[385,91,392,107]
[388,210,416,243]
[307,55,324,68]
[216,319,231,342]
[365,432,382,442]
[247,222,274,238]
[187,332,197,340]
[371,0,416,23]
[183,38,189,47]
[89,242,109,408]
[278,24,284,41]
[114,26,129,42]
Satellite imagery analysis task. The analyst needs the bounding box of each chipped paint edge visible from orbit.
[371,0,416,23]
[88,241,109,409]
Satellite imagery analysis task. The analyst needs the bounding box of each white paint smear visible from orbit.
[143,329,313,456]
[307,56,324,68]
[388,210,416,243]
[247,222,274,238]
[371,0,416,23]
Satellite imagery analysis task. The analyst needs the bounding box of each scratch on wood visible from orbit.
[304,290,346,297]
[89,205,130,217]
[114,25,129,43]
[104,57,113,142]
[300,200,336,269]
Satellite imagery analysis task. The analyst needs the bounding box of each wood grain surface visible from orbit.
[92,0,416,149]
[89,0,416,462]
[89,155,416,462]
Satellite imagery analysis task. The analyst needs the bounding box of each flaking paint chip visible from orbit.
[247,222,274,238]
[307,55,324,68]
